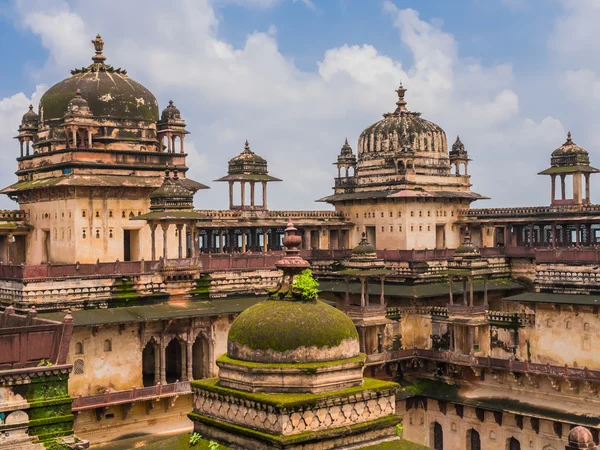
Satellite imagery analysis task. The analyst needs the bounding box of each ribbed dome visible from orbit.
[20,105,39,132]
[358,84,447,155]
[161,100,181,122]
[39,35,158,123]
[551,132,590,166]
[227,300,360,364]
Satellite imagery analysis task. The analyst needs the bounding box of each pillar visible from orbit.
[88,129,92,148]
[263,232,268,252]
[167,132,172,152]
[187,340,193,381]
[551,174,556,203]
[229,182,234,209]
[250,182,255,207]
[304,229,311,250]
[241,181,246,208]
[469,276,474,307]
[360,277,366,308]
[161,223,169,260]
[72,128,77,147]
[552,222,557,248]
[150,223,157,261]
[160,341,167,385]
[528,223,534,247]
[585,173,591,202]
[154,343,160,385]
[19,141,23,158]
[365,279,369,306]
[576,224,581,246]
[262,181,267,209]
[207,326,215,378]
[561,174,566,200]
[242,233,247,252]
[176,224,184,259]
[379,276,385,306]
[180,135,185,154]
[468,327,474,355]
[462,278,467,305]
[191,226,198,257]
[483,275,489,307]
[448,277,453,305]
[449,325,454,352]
[359,328,366,353]
[220,231,225,253]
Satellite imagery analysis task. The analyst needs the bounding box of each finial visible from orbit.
[244,140,250,151]
[345,137,349,145]
[28,104,33,111]
[395,83,408,113]
[91,34,106,65]
[169,100,173,106]
[567,131,572,142]
[75,89,81,97]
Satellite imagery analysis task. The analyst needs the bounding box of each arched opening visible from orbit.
[104,340,112,352]
[467,429,481,450]
[165,339,183,383]
[142,341,158,387]
[430,422,443,450]
[76,130,87,148]
[507,437,521,450]
[192,335,208,380]
[75,342,83,354]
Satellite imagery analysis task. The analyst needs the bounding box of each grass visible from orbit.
[361,440,429,450]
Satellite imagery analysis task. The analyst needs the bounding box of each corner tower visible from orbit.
[2,35,208,264]
[319,84,487,250]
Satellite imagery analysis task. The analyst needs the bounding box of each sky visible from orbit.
[0,0,599,211]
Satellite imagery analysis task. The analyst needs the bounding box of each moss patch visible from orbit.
[192,377,397,409]
[128,433,231,450]
[360,440,429,450]
[217,353,365,371]
[228,299,358,353]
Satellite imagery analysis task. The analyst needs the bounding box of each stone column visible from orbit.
[263,232,268,252]
[462,278,467,305]
[551,222,557,248]
[359,327,366,354]
[469,276,474,307]
[551,174,556,203]
[449,325,454,352]
[576,224,581,246]
[161,223,169,260]
[19,141,23,158]
[72,127,77,147]
[150,223,157,261]
[262,181,267,209]
[176,224,184,259]
[504,225,510,248]
[88,130,92,148]
[229,182,234,209]
[448,277,453,305]
[167,132,172,152]
[586,173,591,202]
[468,327,474,355]
[241,181,246,208]
[250,182,255,207]
[561,174,566,200]
[528,223,534,247]
[304,229,311,250]
[160,341,167,385]
[181,135,185,154]
[483,275,489,307]
[242,233,247,252]
[154,344,160,385]
[360,277,366,308]
[365,279,369,307]
[180,341,186,382]
[379,276,385,306]
[207,325,215,378]
[191,226,198,257]
[187,340,193,381]
[220,231,225,253]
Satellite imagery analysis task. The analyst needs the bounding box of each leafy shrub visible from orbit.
[293,269,319,301]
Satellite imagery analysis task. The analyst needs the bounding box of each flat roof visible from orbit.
[503,292,600,306]
[39,297,266,327]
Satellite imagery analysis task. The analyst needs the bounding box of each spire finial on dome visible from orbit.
[169,100,173,106]
[28,104,33,111]
[395,82,408,113]
[567,131,572,143]
[75,89,81,97]
[91,34,106,65]
[244,139,251,152]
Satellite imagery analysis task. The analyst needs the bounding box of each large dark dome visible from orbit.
[39,35,159,123]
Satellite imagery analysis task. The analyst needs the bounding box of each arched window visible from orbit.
[508,437,521,450]
[75,342,83,354]
[467,429,480,450]
[431,422,443,450]
[104,340,112,352]
[74,359,85,375]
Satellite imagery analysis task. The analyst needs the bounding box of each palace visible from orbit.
[1,35,599,450]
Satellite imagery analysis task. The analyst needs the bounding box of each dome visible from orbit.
[450,135,467,157]
[227,140,268,174]
[455,231,480,257]
[227,299,360,363]
[551,132,590,166]
[20,105,39,131]
[66,89,92,116]
[568,426,594,449]
[358,84,447,155]
[161,100,181,122]
[351,232,376,255]
[39,35,159,123]
[149,170,194,211]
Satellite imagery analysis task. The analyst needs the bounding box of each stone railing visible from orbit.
[447,304,487,315]
[366,349,600,383]
[536,268,600,285]
[193,209,347,220]
[71,381,191,411]
[487,311,535,326]
[0,210,27,221]
[459,203,600,218]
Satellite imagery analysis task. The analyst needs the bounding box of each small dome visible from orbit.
[358,84,447,155]
[568,426,594,448]
[337,138,356,163]
[227,140,268,175]
[455,231,480,256]
[161,100,182,122]
[351,232,376,255]
[450,135,467,157]
[20,105,39,132]
[149,170,194,211]
[551,132,590,166]
[66,89,92,116]
[227,300,360,363]
[39,35,158,123]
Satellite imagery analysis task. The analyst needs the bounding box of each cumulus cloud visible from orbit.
[0,0,571,211]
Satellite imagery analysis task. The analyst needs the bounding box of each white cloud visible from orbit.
[1,0,571,211]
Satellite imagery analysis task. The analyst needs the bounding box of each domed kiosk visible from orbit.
[190,220,400,449]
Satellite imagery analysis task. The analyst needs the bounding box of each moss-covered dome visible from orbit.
[228,300,360,364]
[39,35,158,123]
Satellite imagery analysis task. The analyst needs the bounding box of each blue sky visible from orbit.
[1,0,599,210]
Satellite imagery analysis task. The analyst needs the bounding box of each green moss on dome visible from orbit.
[228,300,359,353]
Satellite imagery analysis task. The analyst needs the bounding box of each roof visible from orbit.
[135,211,211,221]
[38,297,266,326]
[397,379,600,427]
[538,165,599,175]
[503,292,600,306]
[1,174,209,194]
[320,278,525,299]
[318,189,488,203]
[214,173,282,182]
